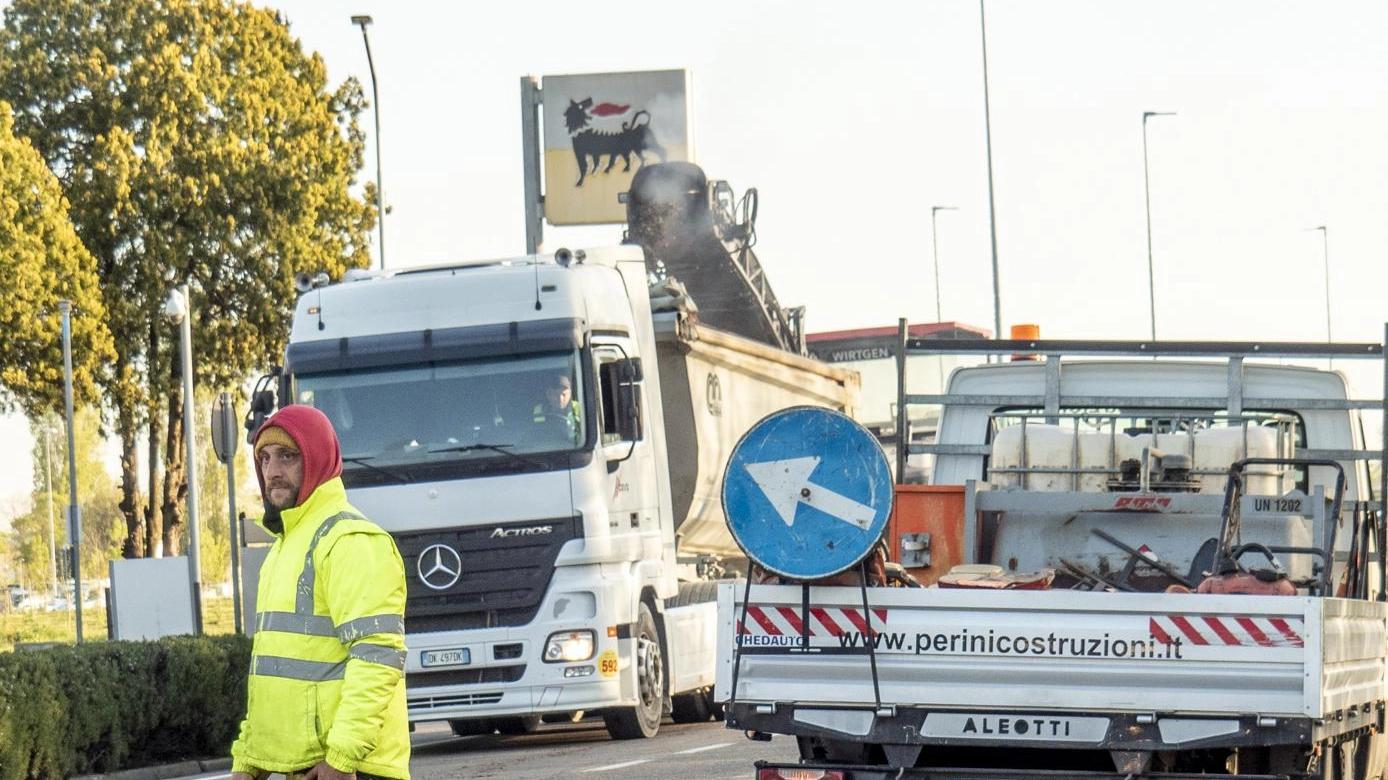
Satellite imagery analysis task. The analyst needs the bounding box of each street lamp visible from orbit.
[979,0,1002,342]
[43,427,57,599]
[352,14,385,270]
[59,300,82,642]
[164,284,202,634]
[1307,225,1331,342]
[930,206,958,324]
[1142,110,1176,341]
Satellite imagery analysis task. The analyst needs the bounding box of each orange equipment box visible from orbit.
[887,485,966,587]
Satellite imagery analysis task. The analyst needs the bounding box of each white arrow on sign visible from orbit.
[744,456,876,530]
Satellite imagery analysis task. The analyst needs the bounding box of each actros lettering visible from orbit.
[491,525,554,538]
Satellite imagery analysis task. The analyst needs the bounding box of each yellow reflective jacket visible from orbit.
[231,478,410,779]
[532,400,581,440]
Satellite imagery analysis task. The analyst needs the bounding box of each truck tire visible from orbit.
[604,602,664,739]
[448,719,494,737]
[495,715,542,735]
[670,686,713,723]
[797,735,877,764]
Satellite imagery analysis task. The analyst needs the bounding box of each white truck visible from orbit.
[718,333,1388,779]
[246,243,857,740]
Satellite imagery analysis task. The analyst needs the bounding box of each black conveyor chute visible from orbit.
[623,162,803,354]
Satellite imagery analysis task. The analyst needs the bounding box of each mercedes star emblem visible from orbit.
[417,543,463,591]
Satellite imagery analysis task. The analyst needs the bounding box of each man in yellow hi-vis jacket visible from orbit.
[231,405,410,780]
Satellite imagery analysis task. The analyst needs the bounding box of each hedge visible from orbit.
[0,635,251,780]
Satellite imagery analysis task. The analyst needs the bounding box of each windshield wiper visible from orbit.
[428,442,545,469]
[342,454,412,484]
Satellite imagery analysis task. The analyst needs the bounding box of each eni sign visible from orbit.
[539,69,692,226]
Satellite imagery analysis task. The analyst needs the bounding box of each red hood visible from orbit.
[253,404,343,506]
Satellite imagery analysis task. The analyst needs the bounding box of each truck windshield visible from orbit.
[292,351,587,478]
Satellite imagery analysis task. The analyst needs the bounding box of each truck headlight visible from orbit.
[543,630,596,662]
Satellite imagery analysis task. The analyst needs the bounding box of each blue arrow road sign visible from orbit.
[723,406,893,579]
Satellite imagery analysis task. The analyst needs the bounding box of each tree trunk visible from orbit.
[117,399,146,559]
[163,375,186,557]
[145,408,163,556]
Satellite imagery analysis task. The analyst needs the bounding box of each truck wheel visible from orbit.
[670,686,713,723]
[448,719,494,737]
[604,602,664,739]
[495,715,542,735]
[797,735,875,764]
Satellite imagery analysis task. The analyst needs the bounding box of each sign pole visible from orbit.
[520,76,544,254]
[212,393,244,633]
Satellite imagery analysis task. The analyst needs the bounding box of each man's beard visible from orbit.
[262,483,298,535]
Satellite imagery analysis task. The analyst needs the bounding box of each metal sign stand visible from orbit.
[722,407,894,716]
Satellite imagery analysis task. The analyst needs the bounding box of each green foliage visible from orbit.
[0,0,373,559]
[0,101,113,417]
[0,634,251,780]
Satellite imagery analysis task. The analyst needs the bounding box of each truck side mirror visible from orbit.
[243,367,283,444]
[616,384,642,442]
[602,357,644,444]
[614,356,644,383]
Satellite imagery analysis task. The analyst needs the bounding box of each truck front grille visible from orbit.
[393,516,581,633]
[408,691,504,710]
[406,664,526,689]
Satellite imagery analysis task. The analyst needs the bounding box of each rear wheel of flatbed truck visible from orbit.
[670,686,717,723]
[796,735,882,765]
[448,718,494,737]
[495,715,542,735]
[603,601,664,739]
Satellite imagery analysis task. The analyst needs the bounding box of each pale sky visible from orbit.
[4,0,1388,513]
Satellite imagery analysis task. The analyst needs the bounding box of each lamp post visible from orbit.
[929,206,958,325]
[979,0,1002,342]
[164,284,202,634]
[352,14,385,270]
[1307,226,1331,342]
[59,300,82,642]
[43,427,57,599]
[1142,110,1176,341]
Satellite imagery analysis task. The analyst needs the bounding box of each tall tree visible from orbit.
[0,0,374,558]
[0,101,113,416]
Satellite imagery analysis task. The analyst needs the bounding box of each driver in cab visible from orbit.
[532,374,581,444]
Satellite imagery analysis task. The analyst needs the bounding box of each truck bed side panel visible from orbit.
[717,585,1386,719]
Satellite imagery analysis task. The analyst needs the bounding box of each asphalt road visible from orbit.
[168,719,799,780]
[406,717,800,780]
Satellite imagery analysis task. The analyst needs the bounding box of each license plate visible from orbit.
[421,648,471,668]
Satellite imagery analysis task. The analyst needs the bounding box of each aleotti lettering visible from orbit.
[962,717,1072,737]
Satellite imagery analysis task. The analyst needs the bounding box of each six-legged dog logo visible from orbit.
[563,97,668,187]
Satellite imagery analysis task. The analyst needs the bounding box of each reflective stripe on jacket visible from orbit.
[231,478,410,779]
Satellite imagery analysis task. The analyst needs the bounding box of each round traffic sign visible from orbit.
[722,406,893,579]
